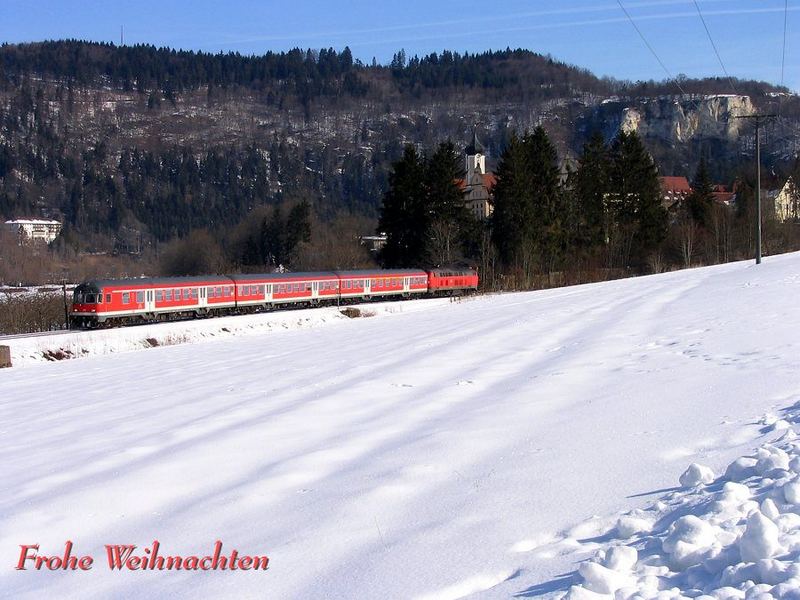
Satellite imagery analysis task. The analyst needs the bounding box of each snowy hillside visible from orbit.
[3,254,800,599]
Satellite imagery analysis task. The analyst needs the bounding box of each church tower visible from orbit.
[461,130,494,220]
[464,130,486,178]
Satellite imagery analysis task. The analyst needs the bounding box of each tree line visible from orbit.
[378,128,800,288]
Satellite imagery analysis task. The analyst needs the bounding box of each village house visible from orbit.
[659,176,692,211]
[658,177,737,210]
[773,177,798,221]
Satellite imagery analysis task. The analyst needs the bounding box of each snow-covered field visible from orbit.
[5,297,455,367]
[3,254,800,599]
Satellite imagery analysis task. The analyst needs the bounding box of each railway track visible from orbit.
[0,330,76,341]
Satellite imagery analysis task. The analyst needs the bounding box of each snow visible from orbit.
[4,253,800,598]
[680,463,716,487]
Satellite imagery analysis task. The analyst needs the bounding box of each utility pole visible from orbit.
[735,114,776,264]
[62,280,70,330]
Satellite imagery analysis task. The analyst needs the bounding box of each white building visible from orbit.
[774,177,798,222]
[4,219,62,244]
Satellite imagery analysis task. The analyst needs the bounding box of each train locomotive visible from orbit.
[70,268,478,328]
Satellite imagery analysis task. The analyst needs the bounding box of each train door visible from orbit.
[403,276,410,292]
[145,290,155,312]
[312,281,319,299]
[199,287,207,308]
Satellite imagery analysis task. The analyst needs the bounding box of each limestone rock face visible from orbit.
[614,95,755,143]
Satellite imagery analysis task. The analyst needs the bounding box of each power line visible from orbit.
[692,0,738,95]
[616,0,689,96]
[781,0,789,89]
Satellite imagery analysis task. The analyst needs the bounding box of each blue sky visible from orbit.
[1,0,798,90]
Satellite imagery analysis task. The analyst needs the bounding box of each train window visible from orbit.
[191,288,198,299]
[156,290,163,302]
[122,292,130,304]
[178,289,184,300]
[106,294,111,303]
[136,291,144,303]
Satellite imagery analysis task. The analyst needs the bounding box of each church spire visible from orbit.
[464,128,484,156]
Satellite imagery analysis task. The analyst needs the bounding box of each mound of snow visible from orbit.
[563,408,800,599]
[679,462,715,487]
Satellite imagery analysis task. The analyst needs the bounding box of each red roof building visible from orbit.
[659,176,692,210]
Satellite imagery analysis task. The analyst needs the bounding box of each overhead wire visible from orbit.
[616,0,687,95]
[692,0,738,95]
[781,0,789,92]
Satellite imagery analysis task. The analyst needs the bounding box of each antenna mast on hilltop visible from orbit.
[120,25,124,46]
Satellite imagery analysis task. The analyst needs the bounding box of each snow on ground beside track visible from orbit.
[3,254,800,599]
[4,297,456,367]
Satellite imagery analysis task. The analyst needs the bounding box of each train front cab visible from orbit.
[70,282,105,327]
[426,268,479,294]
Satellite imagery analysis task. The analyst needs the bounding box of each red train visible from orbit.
[70,268,478,328]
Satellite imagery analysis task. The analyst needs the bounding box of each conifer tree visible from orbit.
[687,157,715,229]
[491,133,534,268]
[286,201,312,256]
[378,145,427,267]
[573,132,610,248]
[424,141,469,265]
[524,126,564,270]
[607,130,666,265]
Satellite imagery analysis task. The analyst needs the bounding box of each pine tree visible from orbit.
[424,141,469,265]
[491,133,534,269]
[286,200,312,260]
[378,145,427,267]
[524,126,564,271]
[687,156,714,228]
[573,132,610,248]
[607,131,666,266]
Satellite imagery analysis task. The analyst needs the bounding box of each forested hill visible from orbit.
[0,40,797,253]
[0,41,784,101]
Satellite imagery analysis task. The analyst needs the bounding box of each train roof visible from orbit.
[334,269,427,277]
[77,275,233,290]
[229,271,338,281]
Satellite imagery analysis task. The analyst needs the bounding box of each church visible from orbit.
[458,131,496,220]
